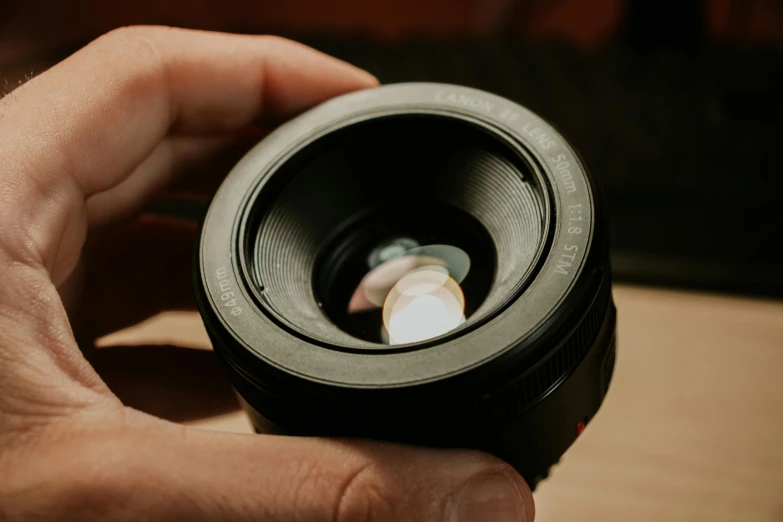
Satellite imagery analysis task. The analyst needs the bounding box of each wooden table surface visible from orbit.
[104,285,783,522]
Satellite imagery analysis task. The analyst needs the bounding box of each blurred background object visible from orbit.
[2,0,782,296]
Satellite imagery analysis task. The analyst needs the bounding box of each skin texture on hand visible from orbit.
[0,27,534,521]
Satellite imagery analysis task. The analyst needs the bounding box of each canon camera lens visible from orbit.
[194,83,617,486]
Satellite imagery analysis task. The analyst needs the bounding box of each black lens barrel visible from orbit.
[194,83,616,486]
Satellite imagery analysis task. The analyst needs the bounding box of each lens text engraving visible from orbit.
[216,267,243,316]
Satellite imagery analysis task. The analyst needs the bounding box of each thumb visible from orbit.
[30,416,535,522]
[162,427,534,522]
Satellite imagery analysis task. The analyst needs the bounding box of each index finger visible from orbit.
[0,26,377,274]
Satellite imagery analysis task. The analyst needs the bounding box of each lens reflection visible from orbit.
[383,268,466,344]
[347,243,469,344]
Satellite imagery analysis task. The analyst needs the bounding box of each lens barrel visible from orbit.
[194,83,616,486]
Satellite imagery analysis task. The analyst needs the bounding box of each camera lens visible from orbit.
[195,83,616,486]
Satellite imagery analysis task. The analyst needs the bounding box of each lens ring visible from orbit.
[197,83,595,387]
[245,113,549,350]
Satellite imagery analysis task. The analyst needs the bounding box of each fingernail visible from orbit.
[451,472,526,522]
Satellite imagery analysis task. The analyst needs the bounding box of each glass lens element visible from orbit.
[347,244,470,344]
[383,268,466,344]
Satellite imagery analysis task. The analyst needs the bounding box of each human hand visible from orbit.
[0,27,534,521]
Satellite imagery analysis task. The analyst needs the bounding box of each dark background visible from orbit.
[2,0,782,296]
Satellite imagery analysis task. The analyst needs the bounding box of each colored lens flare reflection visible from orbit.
[382,268,466,344]
[346,243,470,345]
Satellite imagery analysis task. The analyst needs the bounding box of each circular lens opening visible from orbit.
[316,204,495,345]
[246,113,547,350]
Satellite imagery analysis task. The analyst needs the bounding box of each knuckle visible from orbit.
[82,25,173,126]
[88,26,167,77]
[95,25,165,48]
[334,461,399,522]
[89,26,171,72]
